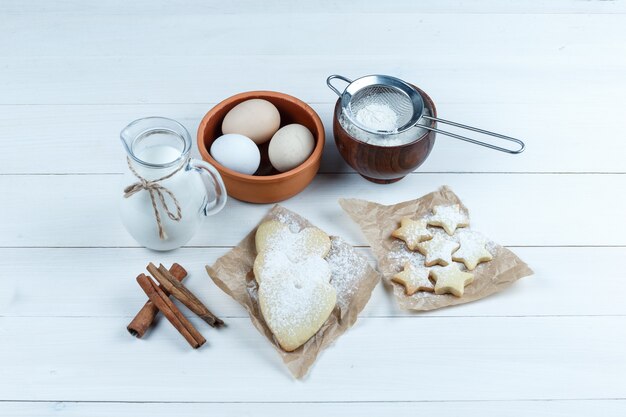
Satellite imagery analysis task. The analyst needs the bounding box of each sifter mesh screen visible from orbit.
[346,84,416,131]
[329,73,526,153]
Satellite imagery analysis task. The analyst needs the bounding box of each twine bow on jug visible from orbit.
[123,156,187,240]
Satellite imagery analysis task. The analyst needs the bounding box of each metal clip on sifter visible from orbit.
[327,74,525,154]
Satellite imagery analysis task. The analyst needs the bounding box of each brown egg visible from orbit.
[221,99,281,144]
[268,124,315,172]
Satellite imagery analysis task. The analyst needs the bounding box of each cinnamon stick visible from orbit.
[127,263,187,337]
[136,274,206,349]
[147,262,224,328]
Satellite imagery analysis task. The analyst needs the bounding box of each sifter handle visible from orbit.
[326,75,353,96]
[421,116,525,154]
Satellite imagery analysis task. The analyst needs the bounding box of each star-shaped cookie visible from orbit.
[416,234,460,267]
[427,204,469,235]
[430,265,474,297]
[391,217,433,250]
[452,231,493,270]
[391,262,434,295]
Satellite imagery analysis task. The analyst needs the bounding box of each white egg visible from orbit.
[210,133,260,175]
[268,124,315,172]
[221,99,281,145]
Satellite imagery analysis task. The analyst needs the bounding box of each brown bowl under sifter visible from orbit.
[333,85,437,184]
[198,91,325,203]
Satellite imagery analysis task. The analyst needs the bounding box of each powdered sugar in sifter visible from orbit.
[327,74,525,154]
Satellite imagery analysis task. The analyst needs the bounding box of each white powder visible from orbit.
[259,275,334,340]
[355,103,399,132]
[427,204,469,234]
[274,211,304,233]
[388,218,498,288]
[326,237,368,310]
[386,240,425,270]
[260,213,317,260]
[255,250,334,339]
[256,250,331,285]
[255,235,373,338]
[339,107,432,147]
[252,228,373,333]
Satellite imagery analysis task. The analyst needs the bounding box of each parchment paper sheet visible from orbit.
[339,186,533,311]
[206,205,380,379]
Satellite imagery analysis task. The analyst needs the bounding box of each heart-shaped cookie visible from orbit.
[256,251,337,352]
[255,220,331,261]
[254,249,330,284]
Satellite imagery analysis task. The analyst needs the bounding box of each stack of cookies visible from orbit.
[391,204,493,297]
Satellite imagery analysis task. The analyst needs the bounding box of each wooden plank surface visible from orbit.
[2,400,626,417]
[1,1,624,415]
[1,102,624,174]
[0,246,623,318]
[3,13,625,58]
[1,173,624,248]
[0,316,624,402]
[3,0,626,15]
[2,58,624,105]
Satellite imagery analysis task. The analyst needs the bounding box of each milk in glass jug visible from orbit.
[119,117,227,250]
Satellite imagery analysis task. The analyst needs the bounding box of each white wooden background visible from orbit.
[1,1,625,415]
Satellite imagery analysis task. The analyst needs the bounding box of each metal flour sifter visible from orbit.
[327,74,525,154]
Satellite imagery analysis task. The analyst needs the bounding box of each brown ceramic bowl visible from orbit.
[333,85,437,184]
[198,91,325,203]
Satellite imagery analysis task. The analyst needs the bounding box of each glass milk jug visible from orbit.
[119,117,227,251]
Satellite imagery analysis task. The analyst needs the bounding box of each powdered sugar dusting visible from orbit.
[386,240,425,271]
[392,217,432,250]
[452,229,494,270]
[260,275,335,341]
[326,237,368,310]
[387,212,497,295]
[426,204,469,235]
[256,250,335,343]
[355,103,399,132]
[253,214,375,347]
[456,229,490,249]
[417,234,460,266]
[256,250,331,284]
[258,221,330,262]
[274,211,303,233]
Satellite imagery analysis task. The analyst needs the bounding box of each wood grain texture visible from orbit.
[0,247,624,319]
[1,1,624,415]
[1,173,624,248]
[2,13,626,57]
[2,400,626,417]
[3,0,626,15]
[0,316,624,402]
[1,58,624,106]
[333,87,438,183]
[1,103,624,174]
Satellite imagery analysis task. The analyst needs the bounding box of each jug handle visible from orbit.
[187,159,228,216]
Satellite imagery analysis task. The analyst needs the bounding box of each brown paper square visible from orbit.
[339,186,533,311]
[206,205,380,378]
